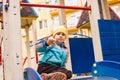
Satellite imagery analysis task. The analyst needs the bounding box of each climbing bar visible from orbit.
[20,2,91,10]
[0,2,91,10]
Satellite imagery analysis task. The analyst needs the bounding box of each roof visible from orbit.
[21,0,38,17]
[0,0,38,28]
[77,1,120,28]
[21,0,38,28]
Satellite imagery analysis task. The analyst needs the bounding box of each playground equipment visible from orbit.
[98,20,120,62]
[92,60,120,80]
[74,76,118,80]
[24,62,119,80]
[25,67,43,80]
[1,0,120,80]
[69,37,95,75]
[69,19,120,76]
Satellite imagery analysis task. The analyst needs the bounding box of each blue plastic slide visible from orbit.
[25,67,42,80]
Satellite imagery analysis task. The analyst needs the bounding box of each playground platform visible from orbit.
[70,76,118,80]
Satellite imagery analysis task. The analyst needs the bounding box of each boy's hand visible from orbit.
[47,37,56,45]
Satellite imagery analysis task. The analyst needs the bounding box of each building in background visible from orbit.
[28,0,120,39]
[28,0,86,39]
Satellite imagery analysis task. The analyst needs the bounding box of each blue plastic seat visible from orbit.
[25,67,42,80]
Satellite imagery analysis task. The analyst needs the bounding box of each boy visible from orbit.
[36,25,72,80]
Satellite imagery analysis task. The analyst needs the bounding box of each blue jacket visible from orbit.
[36,41,67,68]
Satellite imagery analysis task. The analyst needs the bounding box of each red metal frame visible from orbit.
[35,51,38,63]
[23,57,27,66]
[20,2,91,10]
[0,2,91,10]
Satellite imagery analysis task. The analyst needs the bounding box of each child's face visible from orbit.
[54,32,66,43]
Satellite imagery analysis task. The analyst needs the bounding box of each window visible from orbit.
[67,12,81,27]
[51,16,60,29]
[38,2,46,12]
[48,0,58,12]
[38,8,46,12]
[65,0,79,6]
[45,0,49,3]
[39,20,47,29]
[49,0,58,5]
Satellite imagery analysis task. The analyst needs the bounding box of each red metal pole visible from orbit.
[35,51,38,63]
[0,2,91,10]
[23,57,28,66]
[20,2,91,10]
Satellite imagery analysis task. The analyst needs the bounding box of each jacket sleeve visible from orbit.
[35,41,47,52]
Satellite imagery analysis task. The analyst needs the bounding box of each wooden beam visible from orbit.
[3,0,24,80]
[87,0,103,62]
